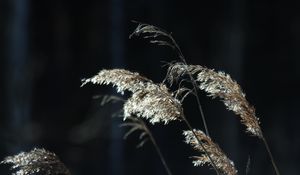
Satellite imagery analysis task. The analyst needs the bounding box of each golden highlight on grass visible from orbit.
[1,148,71,175]
[184,130,237,175]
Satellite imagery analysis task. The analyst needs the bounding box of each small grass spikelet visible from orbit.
[183,130,237,175]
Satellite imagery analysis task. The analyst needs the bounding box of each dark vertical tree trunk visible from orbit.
[5,0,32,152]
[109,0,125,174]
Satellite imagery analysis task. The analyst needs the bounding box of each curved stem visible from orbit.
[190,82,210,136]
[261,135,280,175]
[169,36,210,137]
[142,122,173,175]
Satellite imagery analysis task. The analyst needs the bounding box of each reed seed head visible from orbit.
[184,130,238,175]
[124,83,182,124]
[168,63,262,137]
[82,69,183,125]
[1,148,71,175]
[81,69,151,94]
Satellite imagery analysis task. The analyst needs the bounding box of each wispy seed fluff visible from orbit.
[82,69,182,124]
[168,63,262,137]
[183,130,237,175]
[1,148,71,175]
[124,84,182,124]
[81,69,151,94]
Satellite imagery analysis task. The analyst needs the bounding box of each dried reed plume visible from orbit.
[1,148,71,175]
[168,62,262,138]
[184,130,237,175]
[123,84,182,124]
[82,69,183,124]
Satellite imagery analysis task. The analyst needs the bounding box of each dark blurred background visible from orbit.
[0,0,299,174]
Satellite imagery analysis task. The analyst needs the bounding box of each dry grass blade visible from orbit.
[183,130,237,175]
[168,62,262,138]
[1,148,71,175]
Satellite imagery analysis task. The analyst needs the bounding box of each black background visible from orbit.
[0,0,299,174]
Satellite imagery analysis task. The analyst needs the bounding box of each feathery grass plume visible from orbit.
[168,62,262,138]
[129,21,176,50]
[1,148,71,175]
[184,130,237,175]
[81,69,151,94]
[82,69,183,125]
[123,84,182,124]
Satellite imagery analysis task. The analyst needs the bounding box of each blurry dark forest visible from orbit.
[0,0,299,175]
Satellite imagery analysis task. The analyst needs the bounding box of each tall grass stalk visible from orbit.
[130,21,210,136]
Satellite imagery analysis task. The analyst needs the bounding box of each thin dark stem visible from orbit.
[261,135,280,175]
[190,84,210,136]
[169,36,210,137]
[181,114,220,175]
[142,122,173,175]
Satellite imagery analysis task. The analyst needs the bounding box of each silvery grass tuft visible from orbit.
[167,63,262,137]
[81,69,150,94]
[1,148,71,175]
[123,84,182,124]
[184,130,237,175]
[82,69,183,124]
